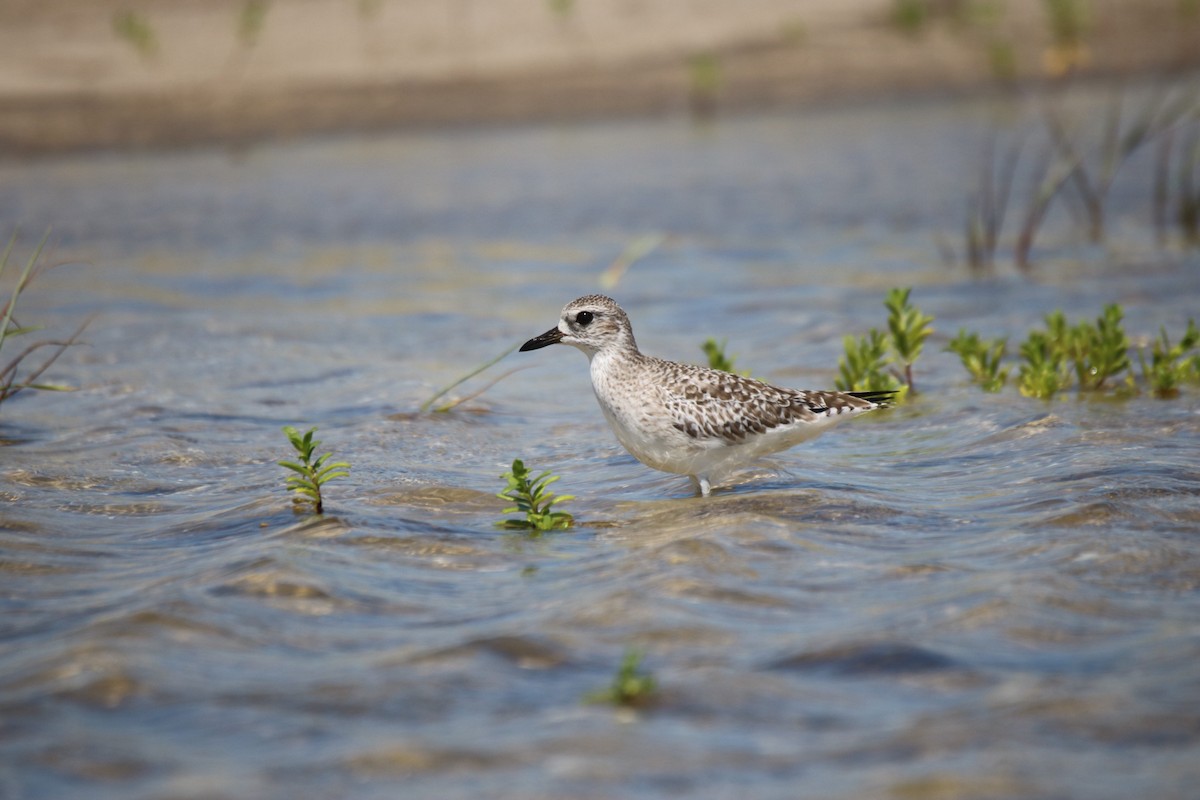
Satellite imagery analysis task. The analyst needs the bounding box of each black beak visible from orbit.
[520,327,563,351]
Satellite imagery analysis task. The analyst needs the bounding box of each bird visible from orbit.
[519,294,895,496]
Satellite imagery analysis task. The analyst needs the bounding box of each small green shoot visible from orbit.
[586,648,658,708]
[836,329,901,394]
[1067,304,1130,390]
[357,0,384,18]
[113,11,158,60]
[419,341,520,413]
[546,0,575,18]
[1,231,87,408]
[891,0,930,36]
[279,426,350,514]
[987,39,1018,81]
[1044,0,1089,51]
[1015,307,1130,398]
[1138,319,1199,398]
[687,52,721,118]
[837,287,932,395]
[496,459,574,532]
[237,0,270,48]
[947,330,1009,392]
[885,287,934,391]
[701,338,747,376]
[1017,328,1069,399]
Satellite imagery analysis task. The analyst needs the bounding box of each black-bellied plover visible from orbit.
[520,294,894,496]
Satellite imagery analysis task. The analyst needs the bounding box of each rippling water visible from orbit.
[3,85,1200,799]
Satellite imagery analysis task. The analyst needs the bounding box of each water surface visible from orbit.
[3,86,1200,799]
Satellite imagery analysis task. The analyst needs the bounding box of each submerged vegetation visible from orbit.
[497,459,575,532]
[838,288,933,396]
[586,648,658,708]
[279,426,350,514]
[0,232,86,409]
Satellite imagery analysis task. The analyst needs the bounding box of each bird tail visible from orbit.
[847,390,899,408]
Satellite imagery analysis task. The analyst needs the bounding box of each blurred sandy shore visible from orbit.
[2,0,1198,154]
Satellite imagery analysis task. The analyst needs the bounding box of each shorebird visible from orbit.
[519,294,894,496]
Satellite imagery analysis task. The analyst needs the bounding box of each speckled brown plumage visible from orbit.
[520,295,894,496]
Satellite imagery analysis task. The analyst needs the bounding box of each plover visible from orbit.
[520,294,894,496]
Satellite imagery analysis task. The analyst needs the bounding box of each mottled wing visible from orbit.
[656,361,887,445]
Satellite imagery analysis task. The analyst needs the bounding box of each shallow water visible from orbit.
[3,85,1200,799]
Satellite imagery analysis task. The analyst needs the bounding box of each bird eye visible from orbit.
[575,310,594,326]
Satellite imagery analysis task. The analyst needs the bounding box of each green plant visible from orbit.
[891,0,930,35]
[837,328,901,394]
[688,53,721,96]
[687,52,722,118]
[1138,319,1199,398]
[701,338,747,375]
[1,231,86,408]
[947,330,1009,391]
[497,459,574,531]
[1070,304,1130,390]
[586,648,658,708]
[279,426,350,514]
[956,308,1195,399]
[838,287,933,394]
[113,10,158,60]
[419,341,521,413]
[237,0,269,48]
[1044,0,1089,49]
[1017,328,1069,398]
[546,0,574,17]
[987,39,1017,81]
[885,287,934,390]
[357,0,384,18]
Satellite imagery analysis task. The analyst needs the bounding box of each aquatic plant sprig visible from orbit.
[1017,327,1070,399]
[836,328,901,394]
[947,330,1009,392]
[837,287,932,395]
[112,10,158,60]
[1066,304,1131,390]
[885,287,934,391]
[0,231,88,408]
[1017,307,1132,398]
[701,337,750,376]
[419,341,521,413]
[585,648,658,708]
[279,425,350,514]
[1138,319,1199,399]
[496,458,574,532]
